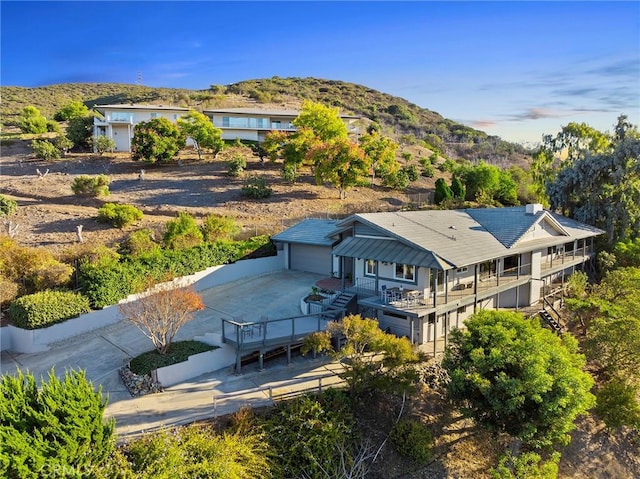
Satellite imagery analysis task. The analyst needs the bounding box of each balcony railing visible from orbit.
[357,262,533,312]
[540,246,594,272]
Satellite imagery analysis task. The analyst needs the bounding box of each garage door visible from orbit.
[290,244,332,275]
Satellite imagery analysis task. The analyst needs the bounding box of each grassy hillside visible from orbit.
[1,77,532,165]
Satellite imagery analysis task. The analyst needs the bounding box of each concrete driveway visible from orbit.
[0,270,324,404]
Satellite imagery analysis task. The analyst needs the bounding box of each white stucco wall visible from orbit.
[2,252,285,353]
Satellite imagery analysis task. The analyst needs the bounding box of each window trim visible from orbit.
[364,259,377,277]
[393,263,415,282]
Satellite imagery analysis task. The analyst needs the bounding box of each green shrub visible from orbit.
[31,139,61,161]
[164,212,204,249]
[8,290,91,329]
[382,168,409,190]
[389,418,434,464]
[78,241,254,308]
[242,176,273,198]
[0,369,114,478]
[130,341,216,376]
[94,135,116,155]
[491,451,560,479]
[121,424,271,478]
[263,389,356,479]
[46,120,61,133]
[202,214,240,241]
[595,378,640,430]
[402,164,419,182]
[120,228,160,257]
[227,154,247,176]
[71,174,110,197]
[0,195,17,216]
[97,203,143,228]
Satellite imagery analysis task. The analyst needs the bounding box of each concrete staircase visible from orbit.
[324,292,357,319]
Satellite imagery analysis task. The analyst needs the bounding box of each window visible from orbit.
[365,259,376,276]
[456,267,468,274]
[150,113,160,119]
[457,305,467,314]
[503,255,519,273]
[394,263,415,281]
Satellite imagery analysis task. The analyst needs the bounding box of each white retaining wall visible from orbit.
[154,342,237,387]
[2,252,285,353]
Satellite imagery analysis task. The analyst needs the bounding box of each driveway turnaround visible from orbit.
[1,271,330,424]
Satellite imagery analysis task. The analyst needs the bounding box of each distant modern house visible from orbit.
[92,104,360,152]
[204,107,360,142]
[93,104,190,152]
[273,205,603,348]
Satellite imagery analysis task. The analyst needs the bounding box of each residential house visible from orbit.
[204,107,359,142]
[93,104,190,152]
[273,205,602,349]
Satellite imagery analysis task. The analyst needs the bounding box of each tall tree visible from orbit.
[358,130,400,184]
[18,105,47,134]
[0,369,114,478]
[131,117,185,164]
[434,178,453,205]
[118,283,204,354]
[532,120,614,205]
[54,100,89,121]
[293,100,348,142]
[309,138,370,199]
[547,116,640,244]
[177,110,224,160]
[443,310,595,448]
[450,176,465,200]
[316,314,421,398]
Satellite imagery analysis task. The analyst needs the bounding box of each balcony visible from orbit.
[353,263,533,316]
[540,246,595,274]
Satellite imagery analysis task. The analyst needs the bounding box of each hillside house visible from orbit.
[204,107,360,142]
[93,104,190,152]
[273,205,603,348]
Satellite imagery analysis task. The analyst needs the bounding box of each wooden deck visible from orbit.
[222,311,343,371]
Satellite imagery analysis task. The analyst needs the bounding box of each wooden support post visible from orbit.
[259,350,264,370]
[235,351,241,373]
[287,345,291,364]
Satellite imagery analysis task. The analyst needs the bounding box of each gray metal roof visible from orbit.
[332,236,452,270]
[204,107,359,120]
[271,219,338,246]
[465,207,568,248]
[333,207,603,269]
[204,108,300,117]
[93,104,190,112]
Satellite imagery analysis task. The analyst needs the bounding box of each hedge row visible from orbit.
[78,237,272,309]
[8,290,91,329]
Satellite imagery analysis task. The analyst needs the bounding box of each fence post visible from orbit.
[318,377,322,393]
[269,386,273,402]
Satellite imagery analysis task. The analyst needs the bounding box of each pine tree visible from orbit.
[434,178,453,205]
[0,369,114,478]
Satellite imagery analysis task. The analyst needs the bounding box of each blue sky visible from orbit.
[1,1,638,144]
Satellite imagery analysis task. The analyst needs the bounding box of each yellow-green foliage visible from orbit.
[97,203,143,228]
[71,174,110,197]
[0,236,73,295]
[202,214,240,241]
[120,424,272,478]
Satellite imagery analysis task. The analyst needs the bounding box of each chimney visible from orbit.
[526,203,543,215]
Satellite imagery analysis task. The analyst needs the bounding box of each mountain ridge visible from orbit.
[0,77,531,166]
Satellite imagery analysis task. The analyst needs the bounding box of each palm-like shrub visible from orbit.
[97,203,143,228]
[71,175,110,197]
